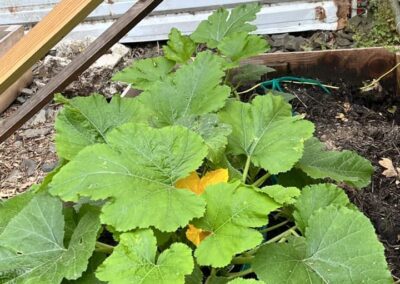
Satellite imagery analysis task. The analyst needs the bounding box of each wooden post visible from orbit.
[0,0,163,143]
[0,0,104,95]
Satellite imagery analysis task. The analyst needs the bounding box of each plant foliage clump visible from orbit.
[0,3,393,283]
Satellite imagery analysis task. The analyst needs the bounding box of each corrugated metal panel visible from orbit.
[0,0,339,43]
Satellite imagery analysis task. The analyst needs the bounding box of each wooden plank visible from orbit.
[0,0,163,143]
[243,47,397,87]
[0,25,32,113]
[0,0,104,95]
[395,52,400,96]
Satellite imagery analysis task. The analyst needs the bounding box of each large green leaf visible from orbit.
[112,56,175,90]
[55,94,145,160]
[218,33,268,62]
[139,51,231,126]
[229,64,274,87]
[257,185,300,205]
[193,182,280,267]
[191,3,260,48]
[176,114,232,162]
[0,194,101,284]
[96,229,193,284]
[253,206,392,283]
[293,184,351,233]
[297,137,373,188]
[163,28,196,63]
[50,123,208,232]
[229,279,264,284]
[219,95,314,175]
[0,191,34,235]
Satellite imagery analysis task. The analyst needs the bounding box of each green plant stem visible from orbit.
[227,268,254,280]
[231,255,254,264]
[95,241,114,254]
[252,172,271,187]
[205,268,217,284]
[259,220,289,234]
[242,156,251,183]
[232,90,241,100]
[246,226,298,256]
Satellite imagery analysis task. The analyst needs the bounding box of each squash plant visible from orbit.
[0,4,394,283]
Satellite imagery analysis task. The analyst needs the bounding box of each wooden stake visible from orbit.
[0,0,163,143]
[0,0,103,95]
[395,52,400,96]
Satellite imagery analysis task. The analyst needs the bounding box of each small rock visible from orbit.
[22,159,37,176]
[92,43,131,69]
[30,109,47,126]
[20,88,34,96]
[14,141,23,148]
[336,37,352,47]
[284,36,308,51]
[41,161,59,173]
[21,128,51,139]
[16,96,26,104]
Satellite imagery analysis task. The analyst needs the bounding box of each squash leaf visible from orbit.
[193,182,280,267]
[218,32,268,62]
[230,64,274,87]
[297,137,373,188]
[257,185,300,205]
[164,28,196,63]
[55,94,146,160]
[139,51,231,126]
[112,56,174,90]
[293,183,352,233]
[219,95,314,174]
[176,114,232,161]
[253,206,392,283]
[50,124,208,232]
[191,3,260,48]
[0,194,101,284]
[96,229,193,284]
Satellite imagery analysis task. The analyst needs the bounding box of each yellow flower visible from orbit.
[175,169,228,195]
[185,225,211,246]
[176,169,229,246]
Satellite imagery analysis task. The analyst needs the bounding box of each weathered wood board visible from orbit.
[0,25,32,114]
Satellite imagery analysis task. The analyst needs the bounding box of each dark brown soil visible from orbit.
[287,83,400,279]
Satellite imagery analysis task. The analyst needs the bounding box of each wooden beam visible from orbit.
[0,0,104,95]
[0,26,32,113]
[243,47,396,87]
[0,0,163,143]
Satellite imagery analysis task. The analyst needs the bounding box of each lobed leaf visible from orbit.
[193,182,280,267]
[253,206,392,283]
[163,28,196,63]
[293,183,351,233]
[55,94,146,160]
[96,229,193,284]
[139,51,231,126]
[219,95,314,174]
[257,185,300,205]
[297,137,374,188]
[229,279,264,284]
[218,32,268,62]
[176,114,232,162]
[191,3,260,48]
[112,56,175,90]
[50,123,208,232]
[0,194,101,284]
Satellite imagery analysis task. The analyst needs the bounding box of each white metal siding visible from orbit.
[0,0,339,43]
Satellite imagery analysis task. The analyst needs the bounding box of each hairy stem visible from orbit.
[227,268,254,280]
[259,220,289,234]
[231,255,254,264]
[242,156,251,183]
[252,172,271,187]
[95,241,114,254]
[205,268,217,284]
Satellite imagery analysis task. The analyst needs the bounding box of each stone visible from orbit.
[41,161,59,173]
[92,43,131,69]
[22,159,37,176]
[336,37,352,47]
[30,109,47,126]
[21,128,51,139]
